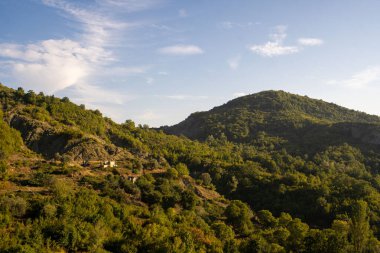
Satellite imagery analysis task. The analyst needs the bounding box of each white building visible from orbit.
[103,160,117,168]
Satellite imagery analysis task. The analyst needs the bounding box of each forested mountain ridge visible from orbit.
[163,90,380,154]
[1,83,380,252]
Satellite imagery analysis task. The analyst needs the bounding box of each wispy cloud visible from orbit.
[0,39,102,94]
[178,9,188,18]
[220,21,259,30]
[138,110,162,121]
[227,55,241,70]
[158,44,204,55]
[53,81,137,123]
[269,25,287,42]
[0,0,132,96]
[250,42,299,57]
[165,95,208,100]
[97,0,161,12]
[232,92,247,98]
[102,66,148,76]
[298,38,324,46]
[249,26,323,57]
[327,66,380,89]
[249,26,299,57]
[58,83,129,106]
[0,0,160,122]
[42,0,130,47]
[146,77,155,84]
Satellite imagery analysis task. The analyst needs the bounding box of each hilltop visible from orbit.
[164,90,380,154]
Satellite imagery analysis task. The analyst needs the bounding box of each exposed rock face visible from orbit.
[8,114,128,162]
[9,114,70,157]
[63,140,130,162]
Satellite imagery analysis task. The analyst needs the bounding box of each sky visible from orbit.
[1,0,380,127]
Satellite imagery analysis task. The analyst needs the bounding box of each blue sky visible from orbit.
[1,0,380,126]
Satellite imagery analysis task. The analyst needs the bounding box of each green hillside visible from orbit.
[164,90,380,154]
[0,111,23,160]
[1,84,380,252]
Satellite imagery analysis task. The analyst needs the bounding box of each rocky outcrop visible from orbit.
[8,114,129,162]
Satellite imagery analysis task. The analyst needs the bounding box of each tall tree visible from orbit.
[350,200,370,253]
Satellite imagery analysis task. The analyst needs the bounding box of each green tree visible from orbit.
[349,200,371,253]
[211,221,235,242]
[0,161,8,180]
[225,200,253,235]
[175,163,189,176]
[200,173,212,186]
[166,168,179,179]
[181,190,197,210]
[227,175,238,193]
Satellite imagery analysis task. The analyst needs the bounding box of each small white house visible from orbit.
[127,176,138,183]
[103,160,117,168]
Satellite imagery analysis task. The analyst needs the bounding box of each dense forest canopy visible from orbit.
[1,83,380,252]
[164,91,380,151]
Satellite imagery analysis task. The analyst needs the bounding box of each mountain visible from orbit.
[1,84,380,252]
[164,90,380,153]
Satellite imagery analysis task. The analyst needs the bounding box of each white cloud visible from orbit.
[327,66,380,89]
[269,25,287,42]
[249,26,323,57]
[0,0,164,124]
[2,0,132,96]
[220,21,259,30]
[146,77,154,84]
[0,0,160,124]
[138,111,162,121]
[42,0,130,47]
[298,38,324,46]
[227,55,241,70]
[158,45,204,55]
[221,21,234,29]
[232,92,247,98]
[98,0,160,12]
[0,43,24,59]
[165,95,208,100]
[59,83,128,106]
[150,24,173,31]
[249,26,299,57]
[178,9,188,18]
[56,83,134,123]
[250,42,299,57]
[102,66,148,76]
[0,39,104,93]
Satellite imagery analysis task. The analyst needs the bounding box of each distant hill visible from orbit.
[163,90,380,153]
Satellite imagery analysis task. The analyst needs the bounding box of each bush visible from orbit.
[0,196,28,217]
[0,161,8,179]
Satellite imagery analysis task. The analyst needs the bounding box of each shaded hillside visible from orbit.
[163,90,380,153]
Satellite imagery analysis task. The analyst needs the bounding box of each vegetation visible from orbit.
[0,110,22,160]
[164,90,380,154]
[1,83,380,252]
